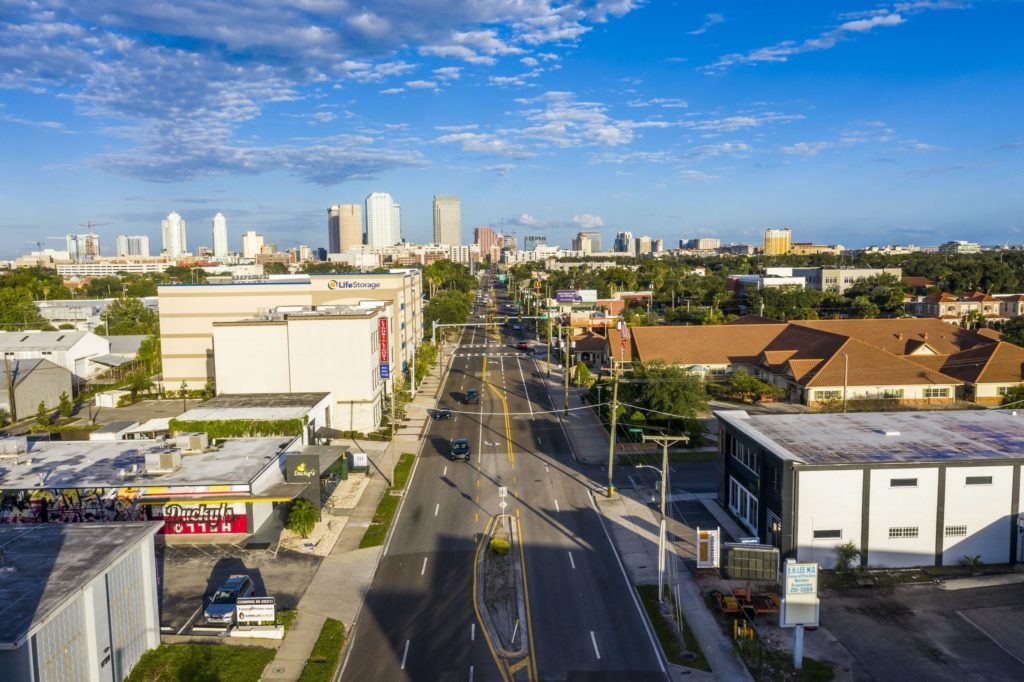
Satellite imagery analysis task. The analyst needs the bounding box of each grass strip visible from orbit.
[298,618,346,682]
[127,644,275,682]
[359,452,416,548]
[393,452,416,489]
[663,586,711,671]
[635,584,710,670]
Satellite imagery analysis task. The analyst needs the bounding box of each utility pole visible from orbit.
[563,325,571,414]
[546,316,552,378]
[4,355,17,422]
[606,362,619,497]
[842,352,849,413]
[641,433,689,601]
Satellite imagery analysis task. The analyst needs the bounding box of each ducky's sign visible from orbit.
[286,454,320,483]
[326,279,381,290]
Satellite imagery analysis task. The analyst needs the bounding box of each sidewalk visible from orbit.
[541,364,609,465]
[262,351,449,681]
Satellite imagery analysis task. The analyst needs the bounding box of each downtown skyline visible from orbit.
[1,1,1022,257]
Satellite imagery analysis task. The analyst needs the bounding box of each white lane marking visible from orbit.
[443,465,448,477]
[434,503,440,517]
[421,557,428,576]
[590,631,601,659]
[517,357,533,415]
[401,640,411,669]
[554,499,560,513]
[471,623,476,641]
[627,475,637,487]
[536,437,542,446]
[569,551,576,570]
[469,665,474,682]
[545,464,549,473]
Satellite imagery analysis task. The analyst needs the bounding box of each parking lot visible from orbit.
[824,577,1024,681]
[157,543,321,634]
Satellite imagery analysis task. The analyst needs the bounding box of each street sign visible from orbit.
[236,597,276,625]
[379,364,390,379]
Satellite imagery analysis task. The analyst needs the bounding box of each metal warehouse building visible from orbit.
[716,409,1024,568]
[0,523,162,681]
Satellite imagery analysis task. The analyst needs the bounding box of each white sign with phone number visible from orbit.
[236,597,276,624]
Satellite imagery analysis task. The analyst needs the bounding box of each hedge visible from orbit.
[168,418,304,438]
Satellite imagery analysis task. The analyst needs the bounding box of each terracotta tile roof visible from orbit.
[571,331,608,352]
[803,338,959,388]
[628,324,787,365]
[903,276,935,288]
[605,328,634,362]
[789,318,993,355]
[912,341,1024,385]
[727,315,781,325]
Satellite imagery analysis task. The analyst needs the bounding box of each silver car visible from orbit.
[204,574,255,625]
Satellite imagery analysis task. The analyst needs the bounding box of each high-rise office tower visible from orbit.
[212,212,228,258]
[613,231,635,255]
[474,227,500,262]
[162,211,188,257]
[116,235,150,257]
[432,195,462,245]
[572,231,602,253]
[635,235,653,255]
[241,230,264,259]
[328,204,363,252]
[66,233,102,260]
[652,238,664,253]
[682,238,721,250]
[524,235,546,251]
[366,192,400,247]
[763,228,792,256]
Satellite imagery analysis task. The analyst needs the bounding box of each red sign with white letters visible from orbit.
[379,318,389,363]
[156,502,248,535]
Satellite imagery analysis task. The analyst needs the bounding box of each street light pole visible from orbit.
[180,380,187,414]
[606,362,620,497]
[563,326,571,414]
[842,352,849,413]
[641,433,689,602]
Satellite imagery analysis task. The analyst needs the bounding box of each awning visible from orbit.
[138,482,311,505]
[91,354,132,368]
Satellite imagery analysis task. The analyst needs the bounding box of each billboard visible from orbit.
[556,289,577,302]
[556,289,598,303]
[379,318,389,363]
[237,597,276,625]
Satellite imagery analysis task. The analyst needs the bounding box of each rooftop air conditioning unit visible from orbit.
[175,432,209,453]
[145,450,182,473]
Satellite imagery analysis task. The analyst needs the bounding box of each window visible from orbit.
[966,476,993,486]
[924,387,949,398]
[945,525,967,537]
[997,386,1018,397]
[888,526,919,539]
[815,390,841,401]
[731,440,759,474]
[882,388,904,399]
[813,529,842,540]
[890,478,918,487]
[728,477,759,534]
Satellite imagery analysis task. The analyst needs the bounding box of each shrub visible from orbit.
[287,499,320,539]
[33,401,49,429]
[58,391,74,418]
[960,554,983,569]
[834,541,861,572]
[489,537,511,555]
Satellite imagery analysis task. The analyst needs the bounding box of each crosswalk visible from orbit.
[455,351,525,357]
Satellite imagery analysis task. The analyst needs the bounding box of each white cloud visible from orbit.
[482,163,516,175]
[704,2,961,72]
[433,66,462,81]
[680,170,719,182]
[627,97,688,109]
[435,124,480,132]
[572,213,604,228]
[380,87,405,94]
[405,80,438,89]
[688,142,751,157]
[782,141,832,156]
[688,13,724,36]
[520,56,539,67]
[435,132,533,158]
[686,112,805,133]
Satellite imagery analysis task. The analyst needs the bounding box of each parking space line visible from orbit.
[554,499,560,513]
[401,639,411,669]
[177,605,203,635]
[434,503,440,517]
[590,631,601,659]
[421,557,428,576]
[569,551,576,570]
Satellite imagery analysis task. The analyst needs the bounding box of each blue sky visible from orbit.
[1,0,1022,257]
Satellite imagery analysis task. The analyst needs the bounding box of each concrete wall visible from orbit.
[867,467,940,567]
[941,465,1015,565]
[795,469,863,568]
[806,383,958,408]
[1,361,73,417]
[213,323,291,394]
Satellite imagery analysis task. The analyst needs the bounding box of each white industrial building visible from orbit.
[716,410,1024,569]
[0,523,162,681]
[212,307,388,432]
[0,330,110,387]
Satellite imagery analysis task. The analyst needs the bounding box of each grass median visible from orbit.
[636,584,711,671]
[128,644,275,682]
[298,618,346,682]
[359,452,416,548]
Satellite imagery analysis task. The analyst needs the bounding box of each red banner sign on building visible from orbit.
[379,318,389,364]
[156,502,248,535]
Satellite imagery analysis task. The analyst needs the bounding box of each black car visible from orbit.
[450,438,471,461]
[465,389,480,404]
[434,408,452,420]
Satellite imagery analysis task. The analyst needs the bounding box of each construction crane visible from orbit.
[78,221,110,232]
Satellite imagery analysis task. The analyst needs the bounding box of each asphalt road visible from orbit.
[341,281,666,681]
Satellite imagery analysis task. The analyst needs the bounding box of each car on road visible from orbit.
[450,437,471,461]
[512,323,521,330]
[204,574,255,625]
[516,341,530,351]
[465,389,479,404]
[433,408,452,420]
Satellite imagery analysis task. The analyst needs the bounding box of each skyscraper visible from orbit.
[524,235,546,250]
[432,195,462,245]
[572,231,601,253]
[162,211,188,257]
[66,233,101,260]
[241,230,264,259]
[366,192,400,247]
[613,231,634,255]
[635,236,653,255]
[328,204,362,252]
[116,235,150,257]
[474,227,500,262]
[763,228,792,256]
[212,212,228,258]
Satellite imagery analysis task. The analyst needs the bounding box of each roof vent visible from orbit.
[883,430,900,437]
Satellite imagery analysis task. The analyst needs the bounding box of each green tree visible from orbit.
[729,370,785,402]
[34,401,50,429]
[849,295,880,319]
[414,342,439,384]
[0,287,53,331]
[631,362,708,420]
[1002,317,1024,347]
[263,262,290,275]
[58,391,73,418]
[137,335,162,373]
[100,297,159,335]
[287,499,320,538]
[424,290,473,330]
[127,372,154,400]
[85,276,124,298]
[1000,384,1024,406]
[574,362,593,387]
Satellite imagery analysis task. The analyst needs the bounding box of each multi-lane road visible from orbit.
[340,280,666,681]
